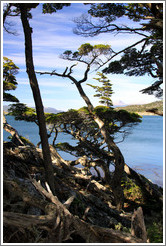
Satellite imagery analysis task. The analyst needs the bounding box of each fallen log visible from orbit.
[3,178,144,243]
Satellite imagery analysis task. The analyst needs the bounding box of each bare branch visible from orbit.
[96,37,148,71]
[74,14,149,38]
[68,63,77,76]
[63,195,75,209]
[3,3,12,24]
[78,64,90,84]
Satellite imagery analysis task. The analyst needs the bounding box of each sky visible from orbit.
[2,2,160,111]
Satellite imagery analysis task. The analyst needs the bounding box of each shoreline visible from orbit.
[136,112,160,116]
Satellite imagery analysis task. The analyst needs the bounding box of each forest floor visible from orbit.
[3,142,163,243]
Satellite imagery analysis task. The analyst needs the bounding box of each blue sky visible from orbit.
[3,2,159,111]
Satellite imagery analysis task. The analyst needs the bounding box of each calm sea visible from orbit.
[3,115,163,187]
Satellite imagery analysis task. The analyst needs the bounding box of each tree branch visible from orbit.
[97,37,148,71]
[74,15,149,38]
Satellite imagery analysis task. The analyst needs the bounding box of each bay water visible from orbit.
[3,115,163,187]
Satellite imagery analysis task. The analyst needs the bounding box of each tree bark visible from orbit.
[19,4,55,194]
[75,82,124,210]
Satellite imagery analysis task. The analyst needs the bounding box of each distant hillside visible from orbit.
[115,101,163,116]
[3,105,10,113]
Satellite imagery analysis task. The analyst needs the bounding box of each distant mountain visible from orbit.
[115,100,163,116]
[3,105,62,114]
[113,100,126,107]
[44,107,62,113]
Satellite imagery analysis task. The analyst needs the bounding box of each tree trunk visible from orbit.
[19,4,55,195]
[131,207,147,242]
[3,112,24,146]
[75,82,124,210]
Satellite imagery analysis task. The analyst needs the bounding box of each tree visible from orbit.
[3,2,70,34]
[8,103,38,124]
[87,72,113,107]
[37,43,137,210]
[3,57,25,146]
[3,3,71,195]
[74,3,163,97]
[3,57,19,103]
[48,107,141,179]
[17,3,56,194]
[8,95,141,209]
[7,102,56,147]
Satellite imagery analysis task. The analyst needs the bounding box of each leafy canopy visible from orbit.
[8,103,38,124]
[74,3,163,97]
[3,57,19,102]
[61,43,112,68]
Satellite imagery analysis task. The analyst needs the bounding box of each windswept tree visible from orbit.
[47,107,141,179]
[37,43,136,209]
[74,3,163,97]
[87,72,113,107]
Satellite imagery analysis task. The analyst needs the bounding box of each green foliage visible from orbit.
[78,107,89,115]
[94,106,141,126]
[42,3,70,14]
[78,43,111,56]
[46,106,141,159]
[88,3,125,22]
[62,43,111,62]
[114,222,123,231]
[78,43,93,55]
[46,109,81,126]
[121,177,144,203]
[93,44,111,55]
[20,136,35,146]
[127,3,163,23]
[87,72,113,107]
[147,220,163,243]
[8,103,38,123]
[115,110,142,123]
[3,57,19,102]
[76,3,163,97]
[103,47,162,78]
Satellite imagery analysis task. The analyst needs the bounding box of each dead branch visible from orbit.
[3,177,144,243]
